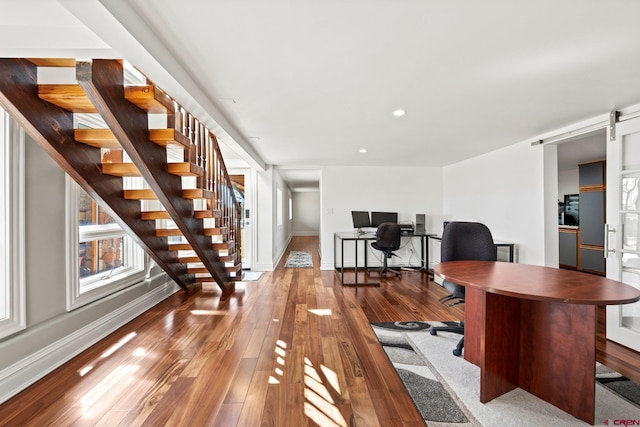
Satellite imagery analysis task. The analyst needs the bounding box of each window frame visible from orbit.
[66,177,146,311]
[0,110,26,338]
[276,186,283,228]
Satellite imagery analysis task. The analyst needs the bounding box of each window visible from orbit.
[0,109,26,338]
[66,178,146,310]
[277,186,283,227]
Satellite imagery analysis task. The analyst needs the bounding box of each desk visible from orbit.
[334,231,434,286]
[334,232,378,286]
[434,261,640,424]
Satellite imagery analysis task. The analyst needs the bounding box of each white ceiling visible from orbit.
[3,0,640,190]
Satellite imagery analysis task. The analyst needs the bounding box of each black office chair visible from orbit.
[430,222,496,356]
[371,222,402,277]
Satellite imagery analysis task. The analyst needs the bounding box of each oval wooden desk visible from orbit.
[434,260,640,425]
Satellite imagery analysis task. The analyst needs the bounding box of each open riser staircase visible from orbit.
[0,58,242,293]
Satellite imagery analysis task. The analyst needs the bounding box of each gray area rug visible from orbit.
[596,364,640,408]
[284,251,313,268]
[371,321,640,426]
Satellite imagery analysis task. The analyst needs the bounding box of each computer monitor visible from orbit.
[370,211,398,227]
[351,211,371,230]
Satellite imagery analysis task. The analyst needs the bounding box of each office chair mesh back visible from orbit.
[432,221,496,356]
[441,222,497,264]
[375,222,401,255]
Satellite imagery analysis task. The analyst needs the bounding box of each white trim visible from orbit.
[320,260,334,271]
[253,262,276,272]
[0,112,26,338]
[66,177,146,311]
[0,279,179,405]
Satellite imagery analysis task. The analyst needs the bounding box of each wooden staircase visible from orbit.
[0,58,242,293]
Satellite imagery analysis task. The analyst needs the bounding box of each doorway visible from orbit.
[556,131,607,274]
[229,168,254,270]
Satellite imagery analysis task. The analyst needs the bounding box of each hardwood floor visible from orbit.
[0,235,638,426]
[0,236,460,426]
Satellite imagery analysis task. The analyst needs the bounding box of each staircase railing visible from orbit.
[173,99,243,267]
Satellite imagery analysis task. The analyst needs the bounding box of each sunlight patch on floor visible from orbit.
[304,358,347,427]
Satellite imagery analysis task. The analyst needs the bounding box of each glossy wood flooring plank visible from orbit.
[224,357,258,403]
[235,370,270,426]
[93,409,130,427]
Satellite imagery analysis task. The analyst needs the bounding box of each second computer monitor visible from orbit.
[370,211,398,227]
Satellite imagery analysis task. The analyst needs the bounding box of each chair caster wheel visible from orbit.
[430,329,437,336]
[452,348,462,357]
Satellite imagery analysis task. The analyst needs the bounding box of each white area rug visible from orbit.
[372,321,640,426]
[284,251,313,268]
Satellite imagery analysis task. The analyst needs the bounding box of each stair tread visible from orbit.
[141,211,171,220]
[204,227,228,236]
[156,228,183,237]
[213,241,235,250]
[124,189,157,200]
[183,188,214,200]
[125,85,174,113]
[75,129,120,148]
[167,162,204,177]
[38,84,97,113]
[102,163,141,177]
[194,209,221,219]
[169,242,232,252]
[168,243,193,251]
[156,226,227,236]
[142,209,220,220]
[150,129,190,148]
[28,58,76,67]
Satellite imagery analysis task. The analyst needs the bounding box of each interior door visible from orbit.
[606,116,640,351]
[229,169,253,270]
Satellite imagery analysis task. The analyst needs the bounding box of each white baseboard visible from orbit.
[320,261,335,270]
[253,262,275,271]
[292,232,319,236]
[0,281,179,405]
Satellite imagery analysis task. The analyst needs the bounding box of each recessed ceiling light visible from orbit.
[359,148,367,153]
[392,109,406,117]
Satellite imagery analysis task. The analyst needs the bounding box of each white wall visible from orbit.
[320,166,443,270]
[274,172,292,263]
[292,190,320,236]
[255,167,275,271]
[443,140,546,265]
[254,166,292,271]
[558,168,579,199]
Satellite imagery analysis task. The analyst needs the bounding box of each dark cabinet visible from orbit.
[559,229,578,269]
[580,247,606,275]
[579,161,605,188]
[578,160,606,275]
[579,191,605,246]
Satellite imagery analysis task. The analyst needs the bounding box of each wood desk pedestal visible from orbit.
[434,261,640,425]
